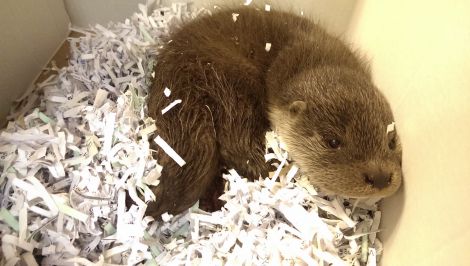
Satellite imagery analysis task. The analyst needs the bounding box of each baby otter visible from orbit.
[146,7,402,218]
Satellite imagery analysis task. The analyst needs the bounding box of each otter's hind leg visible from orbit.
[215,84,271,180]
[219,117,271,180]
[146,103,219,219]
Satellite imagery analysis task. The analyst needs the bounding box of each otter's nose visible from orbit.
[363,170,391,189]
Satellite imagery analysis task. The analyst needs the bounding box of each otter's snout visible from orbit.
[363,170,392,189]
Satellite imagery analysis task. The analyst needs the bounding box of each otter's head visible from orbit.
[268,66,402,198]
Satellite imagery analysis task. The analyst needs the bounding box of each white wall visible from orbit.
[64,0,357,35]
[181,0,357,35]
[0,0,70,125]
[347,1,470,265]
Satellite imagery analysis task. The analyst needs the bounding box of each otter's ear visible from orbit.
[289,101,307,117]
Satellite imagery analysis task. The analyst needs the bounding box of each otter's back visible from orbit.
[154,8,319,88]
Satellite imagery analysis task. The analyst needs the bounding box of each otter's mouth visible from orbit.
[305,171,402,199]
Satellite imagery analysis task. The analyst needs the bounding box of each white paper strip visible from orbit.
[154,135,186,166]
[164,87,171,97]
[265,42,272,52]
[161,99,182,114]
[386,122,395,133]
[232,13,239,22]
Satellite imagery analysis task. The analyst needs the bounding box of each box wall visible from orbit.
[0,0,70,125]
[64,0,357,35]
[63,0,147,28]
[182,0,357,35]
[347,1,470,265]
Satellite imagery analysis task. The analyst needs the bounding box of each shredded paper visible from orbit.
[0,2,382,265]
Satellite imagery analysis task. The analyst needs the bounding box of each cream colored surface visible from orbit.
[64,0,356,35]
[348,1,470,265]
[0,0,70,125]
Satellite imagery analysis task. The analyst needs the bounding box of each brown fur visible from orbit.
[146,7,402,218]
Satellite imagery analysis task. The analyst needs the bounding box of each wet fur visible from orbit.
[147,7,402,218]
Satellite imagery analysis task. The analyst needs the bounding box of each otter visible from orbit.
[146,7,402,218]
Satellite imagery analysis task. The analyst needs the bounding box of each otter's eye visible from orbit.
[327,139,341,149]
[388,135,397,150]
